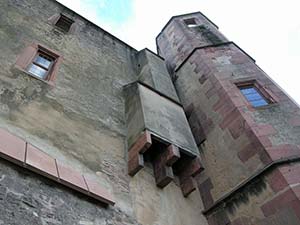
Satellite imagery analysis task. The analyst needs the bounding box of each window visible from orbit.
[15,43,61,84]
[27,50,55,80]
[239,86,269,107]
[55,14,74,32]
[184,18,198,28]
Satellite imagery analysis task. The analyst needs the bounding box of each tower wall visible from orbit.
[157,12,300,225]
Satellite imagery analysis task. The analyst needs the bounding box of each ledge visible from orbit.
[0,128,115,206]
[202,155,300,215]
[175,42,256,74]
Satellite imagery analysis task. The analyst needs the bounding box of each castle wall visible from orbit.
[0,1,209,224]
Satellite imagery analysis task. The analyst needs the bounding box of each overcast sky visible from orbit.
[56,0,300,104]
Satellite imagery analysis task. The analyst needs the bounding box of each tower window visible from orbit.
[55,14,74,32]
[184,18,197,28]
[239,86,269,107]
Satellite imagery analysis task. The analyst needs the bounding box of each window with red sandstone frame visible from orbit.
[236,80,276,107]
[15,43,62,84]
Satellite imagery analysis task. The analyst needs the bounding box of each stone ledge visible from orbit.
[0,128,115,206]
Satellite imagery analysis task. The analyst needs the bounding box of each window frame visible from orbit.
[55,14,74,33]
[27,50,56,80]
[183,18,198,28]
[236,80,276,108]
[15,43,62,86]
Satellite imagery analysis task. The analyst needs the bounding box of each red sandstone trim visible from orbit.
[128,129,204,197]
[0,128,115,206]
[15,42,63,86]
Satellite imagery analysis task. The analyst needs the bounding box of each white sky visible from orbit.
[57,0,300,104]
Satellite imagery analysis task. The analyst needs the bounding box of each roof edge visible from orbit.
[53,0,138,51]
[156,11,219,42]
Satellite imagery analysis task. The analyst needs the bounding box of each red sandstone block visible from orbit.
[252,124,277,137]
[290,199,300,221]
[257,135,273,148]
[25,144,58,179]
[237,143,258,162]
[83,176,115,206]
[266,168,288,193]
[231,96,247,108]
[259,150,273,165]
[198,178,214,210]
[57,161,88,192]
[180,157,204,178]
[154,165,174,188]
[279,165,300,185]
[241,113,256,127]
[228,118,245,139]
[261,188,297,217]
[180,177,196,197]
[216,97,236,117]
[128,153,144,176]
[128,130,152,161]
[219,108,240,130]
[165,144,180,166]
[266,144,300,161]
[0,129,26,165]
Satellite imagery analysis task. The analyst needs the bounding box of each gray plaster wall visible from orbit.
[0,0,208,224]
[136,49,179,102]
[138,84,198,156]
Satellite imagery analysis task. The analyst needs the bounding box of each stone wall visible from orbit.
[0,1,209,224]
[157,11,300,225]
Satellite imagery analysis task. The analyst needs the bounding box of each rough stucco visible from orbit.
[0,0,209,225]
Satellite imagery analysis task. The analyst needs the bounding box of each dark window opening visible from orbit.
[184,18,197,28]
[55,14,74,32]
[239,86,269,107]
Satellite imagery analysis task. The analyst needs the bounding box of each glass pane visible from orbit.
[240,86,269,107]
[34,54,52,69]
[240,87,256,95]
[28,64,48,79]
[251,99,268,107]
[245,93,263,101]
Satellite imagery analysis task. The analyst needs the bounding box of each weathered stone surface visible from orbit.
[0,159,139,225]
[0,1,209,224]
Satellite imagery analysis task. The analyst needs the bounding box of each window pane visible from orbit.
[28,64,48,79]
[239,86,269,107]
[240,87,256,95]
[34,55,52,69]
[251,99,268,107]
[244,93,263,101]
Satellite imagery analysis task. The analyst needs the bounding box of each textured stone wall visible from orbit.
[157,11,300,225]
[156,12,228,76]
[0,158,138,225]
[0,1,209,224]
[205,163,300,225]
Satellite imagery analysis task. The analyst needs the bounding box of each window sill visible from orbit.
[16,67,55,87]
[253,103,279,110]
